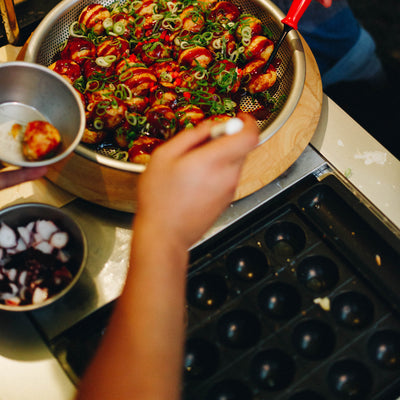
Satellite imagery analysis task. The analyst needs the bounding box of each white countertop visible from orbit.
[0,45,399,400]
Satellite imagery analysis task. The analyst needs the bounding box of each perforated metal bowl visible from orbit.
[25,0,305,174]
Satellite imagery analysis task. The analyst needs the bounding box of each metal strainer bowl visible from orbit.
[24,0,306,174]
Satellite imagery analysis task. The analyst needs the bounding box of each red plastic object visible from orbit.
[282,0,313,31]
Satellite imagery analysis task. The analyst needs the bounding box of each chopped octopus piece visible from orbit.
[0,222,17,248]
[0,219,74,307]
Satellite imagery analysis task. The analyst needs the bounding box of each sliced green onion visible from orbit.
[212,38,222,50]
[69,21,86,38]
[126,113,138,126]
[131,1,143,11]
[180,41,191,49]
[96,55,117,67]
[85,80,103,92]
[162,17,182,30]
[194,70,207,80]
[113,21,125,35]
[103,18,114,30]
[93,118,104,130]
[160,71,173,82]
[96,101,110,115]
[153,13,164,20]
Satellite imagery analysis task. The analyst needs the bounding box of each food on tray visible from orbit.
[22,120,62,161]
[0,219,73,306]
[51,0,281,163]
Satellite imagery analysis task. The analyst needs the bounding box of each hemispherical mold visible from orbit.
[206,379,253,400]
[226,246,268,282]
[184,338,219,380]
[292,319,335,360]
[327,359,372,399]
[217,309,261,349]
[264,221,306,258]
[288,390,325,400]
[187,273,228,310]
[331,291,374,329]
[258,281,301,320]
[367,329,400,370]
[296,255,339,293]
[250,348,296,391]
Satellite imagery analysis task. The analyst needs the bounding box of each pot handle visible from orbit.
[0,0,20,44]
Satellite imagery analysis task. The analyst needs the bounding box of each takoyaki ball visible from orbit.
[82,59,115,81]
[236,16,263,41]
[114,126,130,149]
[78,4,111,35]
[115,55,144,75]
[150,88,178,108]
[90,98,127,130]
[150,61,180,88]
[124,96,149,114]
[179,6,205,33]
[133,41,173,66]
[210,60,241,93]
[114,118,140,149]
[81,127,107,144]
[48,60,81,84]
[178,46,213,68]
[177,69,201,91]
[243,59,277,94]
[119,66,158,96]
[86,85,116,105]
[209,1,240,24]
[111,12,135,38]
[208,31,236,57]
[243,35,274,62]
[176,105,205,129]
[128,136,165,164]
[247,70,277,94]
[60,38,96,65]
[97,37,130,61]
[22,121,61,161]
[145,104,178,140]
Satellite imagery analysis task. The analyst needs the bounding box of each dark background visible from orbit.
[1,0,399,158]
[325,0,400,159]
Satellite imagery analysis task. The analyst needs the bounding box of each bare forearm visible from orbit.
[76,217,189,400]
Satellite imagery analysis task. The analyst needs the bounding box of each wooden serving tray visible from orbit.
[19,37,322,213]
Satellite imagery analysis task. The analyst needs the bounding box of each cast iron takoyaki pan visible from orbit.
[183,173,400,400]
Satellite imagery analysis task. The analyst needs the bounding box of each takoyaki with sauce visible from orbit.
[78,4,111,35]
[145,104,178,140]
[48,60,81,84]
[243,59,277,94]
[60,37,96,65]
[22,121,61,161]
[128,136,164,164]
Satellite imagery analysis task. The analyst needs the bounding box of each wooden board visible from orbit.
[18,37,322,213]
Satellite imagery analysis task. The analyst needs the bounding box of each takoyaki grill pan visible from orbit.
[183,173,400,400]
[45,171,400,399]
